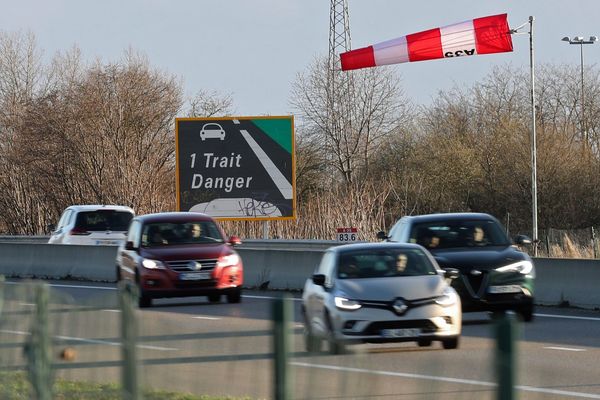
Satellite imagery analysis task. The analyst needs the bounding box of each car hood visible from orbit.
[335,275,446,302]
[430,246,529,272]
[140,243,233,261]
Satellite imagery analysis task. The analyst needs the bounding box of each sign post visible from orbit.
[176,116,296,221]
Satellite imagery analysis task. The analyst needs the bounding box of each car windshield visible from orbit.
[410,219,511,250]
[336,248,437,279]
[141,221,224,247]
[74,210,133,231]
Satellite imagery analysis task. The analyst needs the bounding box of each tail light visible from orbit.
[69,227,91,236]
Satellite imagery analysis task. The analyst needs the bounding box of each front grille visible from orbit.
[363,320,437,335]
[466,272,485,294]
[166,258,218,272]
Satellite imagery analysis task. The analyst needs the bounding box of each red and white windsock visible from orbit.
[340,14,513,71]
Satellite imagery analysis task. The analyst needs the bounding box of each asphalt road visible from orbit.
[2,280,600,399]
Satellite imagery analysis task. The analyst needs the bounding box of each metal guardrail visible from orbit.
[1,236,600,308]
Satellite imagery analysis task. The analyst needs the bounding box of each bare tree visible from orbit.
[187,89,234,117]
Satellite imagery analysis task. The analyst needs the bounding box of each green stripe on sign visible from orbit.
[252,118,293,154]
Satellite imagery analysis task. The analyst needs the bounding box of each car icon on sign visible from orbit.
[200,123,226,141]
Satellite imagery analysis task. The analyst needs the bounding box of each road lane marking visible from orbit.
[544,346,586,352]
[4,281,116,290]
[0,329,178,351]
[192,316,221,320]
[243,294,302,302]
[233,120,240,124]
[19,303,35,307]
[102,309,121,313]
[536,313,600,322]
[240,129,293,199]
[292,362,600,399]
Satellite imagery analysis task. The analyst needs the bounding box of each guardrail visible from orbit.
[1,237,599,308]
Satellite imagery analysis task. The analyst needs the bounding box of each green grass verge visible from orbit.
[0,372,253,400]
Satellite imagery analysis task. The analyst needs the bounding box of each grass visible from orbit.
[0,372,253,400]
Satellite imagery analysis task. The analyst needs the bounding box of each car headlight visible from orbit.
[334,296,362,311]
[435,287,458,307]
[217,254,240,268]
[495,260,534,275]
[142,258,166,269]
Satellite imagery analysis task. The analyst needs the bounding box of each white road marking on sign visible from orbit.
[192,316,221,320]
[240,129,293,199]
[0,329,177,351]
[233,120,240,124]
[544,346,586,352]
[292,362,600,399]
[536,313,600,322]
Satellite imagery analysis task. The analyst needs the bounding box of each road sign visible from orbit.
[337,227,358,242]
[175,116,296,220]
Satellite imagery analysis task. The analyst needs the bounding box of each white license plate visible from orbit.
[488,285,522,294]
[95,240,120,245]
[180,272,211,281]
[381,328,420,338]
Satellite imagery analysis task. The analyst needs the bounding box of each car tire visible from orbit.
[138,292,152,308]
[326,315,345,355]
[418,339,432,347]
[303,313,321,353]
[208,294,221,303]
[442,336,459,350]
[226,288,242,304]
[519,305,534,322]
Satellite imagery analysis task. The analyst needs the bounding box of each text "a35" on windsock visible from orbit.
[340,13,513,71]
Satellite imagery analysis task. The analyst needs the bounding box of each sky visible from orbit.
[1,0,599,116]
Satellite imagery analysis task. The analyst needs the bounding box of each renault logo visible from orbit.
[471,269,482,276]
[392,299,408,315]
[187,261,202,271]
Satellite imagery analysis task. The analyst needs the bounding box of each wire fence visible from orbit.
[0,279,517,400]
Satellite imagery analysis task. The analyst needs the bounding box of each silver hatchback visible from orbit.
[301,242,462,354]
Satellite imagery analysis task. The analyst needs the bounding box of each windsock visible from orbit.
[340,14,513,71]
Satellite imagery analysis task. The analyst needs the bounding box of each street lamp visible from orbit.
[562,35,598,146]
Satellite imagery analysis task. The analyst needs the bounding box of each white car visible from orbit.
[302,242,462,354]
[199,123,226,141]
[48,205,134,246]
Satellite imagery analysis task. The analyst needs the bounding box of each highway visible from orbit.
[2,280,600,399]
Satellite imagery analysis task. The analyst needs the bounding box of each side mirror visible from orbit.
[47,223,56,233]
[514,235,532,245]
[125,241,136,251]
[376,231,388,241]
[228,235,242,246]
[444,268,460,280]
[312,274,326,286]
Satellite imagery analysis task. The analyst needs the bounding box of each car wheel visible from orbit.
[442,336,459,350]
[519,305,534,322]
[302,312,321,353]
[418,339,432,347]
[226,288,242,304]
[138,292,152,308]
[326,316,345,355]
[208,294,221,303]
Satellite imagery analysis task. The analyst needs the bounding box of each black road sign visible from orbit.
[175,116,296,220]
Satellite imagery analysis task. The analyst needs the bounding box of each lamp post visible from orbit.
[562,35,598,146]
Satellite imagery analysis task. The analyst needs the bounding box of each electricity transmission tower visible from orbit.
[327,0,354,182]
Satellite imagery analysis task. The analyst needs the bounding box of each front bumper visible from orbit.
[330,302,461,343]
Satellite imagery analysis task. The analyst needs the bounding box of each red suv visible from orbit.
[116,212,243,307]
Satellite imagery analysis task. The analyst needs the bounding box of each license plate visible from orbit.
[488,285,522,294]
[95,240,120,245]
[180,272,211,281]
[381,328,420,338]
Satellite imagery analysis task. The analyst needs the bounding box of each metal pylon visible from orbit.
[328,0,351,72]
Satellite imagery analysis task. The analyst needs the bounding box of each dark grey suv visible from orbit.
[378,213,535,321]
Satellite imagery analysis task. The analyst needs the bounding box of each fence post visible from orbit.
[119,281,140,400]
[273,295,293,400]
[24,282,53,400]
[494,312,518,400]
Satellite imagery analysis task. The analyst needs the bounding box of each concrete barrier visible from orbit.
[1,238,599,309]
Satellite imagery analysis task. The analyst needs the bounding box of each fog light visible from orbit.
[343,320,357,330]
[522,288,532,297]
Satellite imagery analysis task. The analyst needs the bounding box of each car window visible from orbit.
[74,210,133,232]
[141,221,224,247]
[126,220,140,245]
[57,210,71,230]
[410,219,511,249]
[336,248,437,279]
